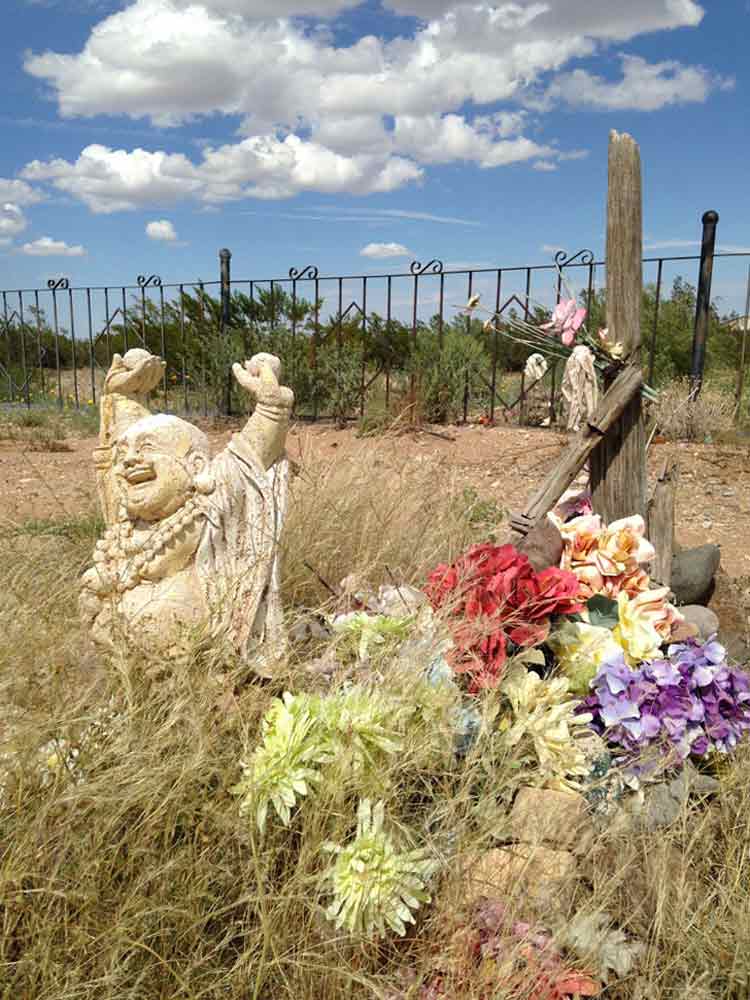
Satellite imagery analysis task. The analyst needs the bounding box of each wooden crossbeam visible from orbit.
[509,364,642,538]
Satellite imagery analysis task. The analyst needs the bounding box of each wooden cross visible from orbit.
[509,130,647,540]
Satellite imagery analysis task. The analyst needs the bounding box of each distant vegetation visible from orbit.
[0,277,746,423]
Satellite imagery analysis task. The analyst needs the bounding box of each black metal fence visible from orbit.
[1,211,747,425]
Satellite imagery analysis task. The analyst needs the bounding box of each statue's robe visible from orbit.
[197,433,288,660]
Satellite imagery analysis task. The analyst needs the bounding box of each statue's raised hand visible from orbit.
[232,353,294,409]
[104,349,165,397]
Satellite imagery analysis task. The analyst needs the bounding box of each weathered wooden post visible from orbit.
[590,131,646,523]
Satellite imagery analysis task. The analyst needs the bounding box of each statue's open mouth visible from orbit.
[124,466,156,486]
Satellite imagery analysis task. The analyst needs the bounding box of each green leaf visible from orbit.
[587,594,619,629]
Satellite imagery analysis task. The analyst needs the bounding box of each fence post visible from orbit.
[689,210,719,399]
[219,247,232,416]
[734,263,750,423]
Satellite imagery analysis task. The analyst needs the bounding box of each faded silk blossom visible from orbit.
[425,544,582,692]
[540,297,587,347]
[581,639,750,765]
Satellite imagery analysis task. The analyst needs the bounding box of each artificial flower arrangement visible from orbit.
[463,249,658,404]
[223,486,749,1000]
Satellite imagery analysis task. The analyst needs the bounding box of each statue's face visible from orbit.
[114,419,206,522]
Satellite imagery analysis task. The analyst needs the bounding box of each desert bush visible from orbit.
[649,377,736,442]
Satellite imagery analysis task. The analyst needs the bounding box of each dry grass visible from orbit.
[0,405,99,452]
[649,378,736,443]
[1,449,750,999]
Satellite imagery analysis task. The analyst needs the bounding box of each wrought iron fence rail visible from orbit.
[1,216,747,425]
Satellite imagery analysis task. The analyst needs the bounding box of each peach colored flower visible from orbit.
[559,514,603,571]
[618,567,651,599]
[594,515,655,578]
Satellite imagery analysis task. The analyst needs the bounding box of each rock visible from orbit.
[464,846,577,910]
[635,763,720,831]
[515,517,564,572]
[510,787,591,852]
[719,630,750,666]
[671,544,721,606]
[640,783,681,830]
[679,605,720,640]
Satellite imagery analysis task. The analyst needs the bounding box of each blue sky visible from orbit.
[1,0,748,317]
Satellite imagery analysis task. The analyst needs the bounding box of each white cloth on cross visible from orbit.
[561,345,599,432]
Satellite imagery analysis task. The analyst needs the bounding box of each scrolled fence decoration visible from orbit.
[137,274,163,288]
[47,278,70,291]
[288,265,319,280]
[409,259,444,276]
[553,248,595,269]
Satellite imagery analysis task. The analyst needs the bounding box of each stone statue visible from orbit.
[80,348,293,663]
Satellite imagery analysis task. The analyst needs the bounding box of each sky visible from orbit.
[1,0,749,318]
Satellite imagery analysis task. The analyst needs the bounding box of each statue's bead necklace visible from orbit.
[94,497,205,594]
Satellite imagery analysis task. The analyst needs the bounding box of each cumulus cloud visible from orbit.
[22,139,423,212]
[0,204,28,239]
[360,242,411,258]
[536,54,731,111]
[17,0,720,209]
[0,178,43,206]
[23,0,711,126]
[146,218,178,241]
[171,0,359,14]
[21,236,87,256]
[382,0,704,36]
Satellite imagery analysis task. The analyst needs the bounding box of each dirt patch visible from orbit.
[1,418,748,584]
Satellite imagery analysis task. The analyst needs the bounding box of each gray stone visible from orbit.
[679,605,720,639]
[641,783,682,830]
[719,630,750,666]
[671,544,721,606]
[636,764,721,831]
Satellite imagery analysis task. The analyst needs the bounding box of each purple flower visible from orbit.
[646,658,681,687]
[584,638,750,770]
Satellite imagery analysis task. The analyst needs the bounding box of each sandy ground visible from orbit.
[1,419,748,576]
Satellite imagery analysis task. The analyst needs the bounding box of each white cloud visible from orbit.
[146,218,178,240]
[382,0,704,32]
[391,113,557,167]
[0,204,28,239]
[18,0,721,209]
[360,242,411,258]
[644,238,698,250]
[371,208,474,225]
[22,138,423,212]
[537,54,730,111]
[645,239,750,254]
[22,145,200,213]
[23,0,711,125]
[0,178,44,206]
[21,236,87,256]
